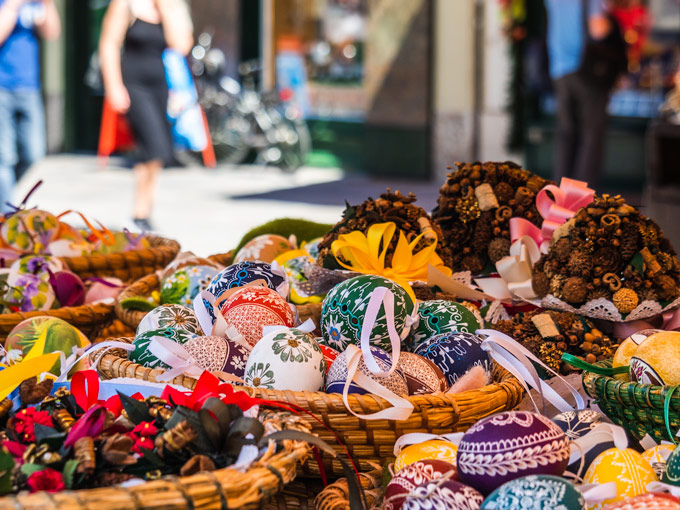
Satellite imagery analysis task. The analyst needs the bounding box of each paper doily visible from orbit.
[541,294,680,322]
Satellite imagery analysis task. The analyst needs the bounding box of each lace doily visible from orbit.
[485,300,511,324]
[541,294,680,322]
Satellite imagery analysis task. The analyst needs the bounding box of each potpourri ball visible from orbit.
[398,352,448,395]
[481,475,586,510]
[161,265,220,307]
[243,328,325,391]
[401,478,484,510]
[408,300,482,349]
[603,493,680,510]
[394,440,458,473]
[629,331,680,385]
[456,411,570,495]
[320,274,415,352]
[384,459,458,510]
[182,335,249,377]
[233,234,293,263]
[129,327,196,370]
[325,346,408,396]
[413,332,492,387]
[137,304,202,337]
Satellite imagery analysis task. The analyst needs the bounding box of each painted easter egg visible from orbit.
[182,335,250,378]
[662,445,680,486]
[84,276,124,304]
[409,300,482,349]
[137,305,202,337]
[552,409,610,475]
[398,352,448,395]
[4,317,90,375]
[159,255,219,281]
[320,274,415,352]
[603,493,680,509]
[384,459,458,510]
[643,444,675,477]
[234,234,293,263]
[48,223,92,257]
[243,328,325,391]
[481,475,585,510]
[4,255,63,312]
[161,265,220,308]
[129,328,196,369]
[206,261,289,301]
[630,331,680,385]
[612,329,661,381]
[302,238,322,259]
[220,286,295,348]
[1,209,59,253]
[401,479,484,510]
[318,343,339,374]
[394,440,458,473]
[413,332,492,387]
[275,250,323,305]
[325,346,408,396]
[94,231,150,254]
[583,448,658,508]
[457,411,570,495]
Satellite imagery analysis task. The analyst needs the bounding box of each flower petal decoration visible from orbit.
[331,222,452,302]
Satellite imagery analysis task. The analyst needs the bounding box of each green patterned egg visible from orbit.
[663,445,680,486]
[320,275,414,352]
[482,475,585,510]
[130,328,196,369]
[408,300,482,350]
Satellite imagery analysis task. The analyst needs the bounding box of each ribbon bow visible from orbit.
[331,222,451,303]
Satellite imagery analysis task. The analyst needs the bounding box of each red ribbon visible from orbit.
[70,370,142,416]
[160,371,261,412]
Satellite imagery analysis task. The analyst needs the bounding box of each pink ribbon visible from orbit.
[613,308,680,339]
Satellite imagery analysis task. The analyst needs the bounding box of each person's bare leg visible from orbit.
[133,159,162,224]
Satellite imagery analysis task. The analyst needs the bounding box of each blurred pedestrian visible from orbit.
[0,0,60,212]
[100,0,193,231]
[545,0,626,187]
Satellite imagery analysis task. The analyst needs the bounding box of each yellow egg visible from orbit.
[394,440,457,472]
[629,331,680,385]
[641,443,675,477]
[612,329,661,381]
[583,448,658,509]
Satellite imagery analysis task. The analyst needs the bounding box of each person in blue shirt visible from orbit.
[0,0,60,211]
[545,0,613,186]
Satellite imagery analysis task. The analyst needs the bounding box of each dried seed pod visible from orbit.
[562,277,588,305]
[488,237,511,264]
[53,409,75,432]
[101,434,136,466]
[155,420,197,456]
[494,206,512,222]
[19,377,53,406]
[640,247,662,277]
[603,273,622,292]
[613,288,639,314]
[600,214,621,231]
[180,455,216,476]
[75,437,96,475]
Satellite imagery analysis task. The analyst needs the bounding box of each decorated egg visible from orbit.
[302,238,322,259]
[275,250,323,305]
[457,411,570,494]
[243,328,325,391]
[583,448,658,508]
[325,346,408,396]
[4,272,55,312]
[4,317,90,375]
[481,475,585,510]
[413,332,492,387]
[612,329,661,381]
[234,234,293,263]
[409,300,482,349]
[662,445,680,486]
[394,440,458,472]
[159,255,219,281]
[182,335,250,378]
[552,409,610,475]
[603,493,680,509]
[206,261,289,301]
[320,274,415,352]
[318,343,339,374]
[220,286,295,348]
[161,265,220,307]
[401,479,484,510]
[384,459,458,510]
[1,209,59,253]
[630,332,680,385]
[643,444,675,477]
[48,223,92,257]
[398,352,448,395]
[94,231,150,254]
[129,328,197,369]
[137,305,202,337]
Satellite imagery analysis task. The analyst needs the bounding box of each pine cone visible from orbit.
[655,274,679,301]
[593,247,623,274]
[567,251,593,278]
[553,238,572,263]
[488,237,511,264]
[472,212,494,257]
[461,255,484,275]
[637,287,658,302]
[493,181,514,204]
[657,252,675,272]
[550,275,567,298]
[619,221,639,261]
[562,277,588,305]
[532,271,551,298]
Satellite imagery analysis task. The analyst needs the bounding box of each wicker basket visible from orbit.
[0,409,311,510]
[94,338,524,478]
[61,235,180,282]
[315,465,383,510]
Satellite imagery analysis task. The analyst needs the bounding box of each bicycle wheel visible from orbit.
[207,108,250,164]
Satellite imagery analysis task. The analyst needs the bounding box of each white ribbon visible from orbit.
[270,260,290,298]
[360,287,402,378]
[478,329,586,414]
[147,336,205,381]
[393,432,464,457]
[647,481,680,498]
[54,340,137,383]
[641,434,660,451]
[262,318,316,338]
[342,344,414,421]
[579,482,618,504]
[568,423,628,473]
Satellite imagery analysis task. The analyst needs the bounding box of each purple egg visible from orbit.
[50,270,86,307]
[456,411,570,495]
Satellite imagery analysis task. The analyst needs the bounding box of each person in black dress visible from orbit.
[99,0,192,231]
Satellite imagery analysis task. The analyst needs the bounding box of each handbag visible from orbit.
[84,50,104,95]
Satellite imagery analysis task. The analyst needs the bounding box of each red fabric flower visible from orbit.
[2,440,26,463]
[132,436,154,454]
[13,408,54,443]
[26,468,65,493]
[131,422,158,438]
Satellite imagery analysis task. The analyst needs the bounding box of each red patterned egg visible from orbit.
[384,459,457,510]
[604,493,680,509]
[401,478,484,510]
[220,286,295,348]
[456,411,570,495]
[318,343,339,374]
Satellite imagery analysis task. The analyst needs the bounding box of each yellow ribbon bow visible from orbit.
[331,222,452,302]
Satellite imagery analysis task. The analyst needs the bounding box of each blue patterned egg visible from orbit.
[409,300,482,350]
[413,332,492,387]
[481,475,585,510]
[457,411,570,495]
[320,274,415,352]
[137,304,202,337]
[552,409,609,475]
[129,328,197,369]
[161,265,220,308]
[325,346,408,396]
[206,261,288,300]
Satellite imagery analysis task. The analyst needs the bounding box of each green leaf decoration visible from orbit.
[0,450,15,494]
[117,392,152,425]
[631,252,645,276]
[20,463,45,477]
[166,405,212,452]
[224,417,264,457]
[119,297,157,312]
[33,423,66,449]
[63,459,79,490]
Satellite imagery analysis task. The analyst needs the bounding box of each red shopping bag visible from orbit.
[97,99,136,168]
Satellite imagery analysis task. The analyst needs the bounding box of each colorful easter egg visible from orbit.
[220,286,295,348]
[481,475,585,510]
[207,261,289,301]
[409,300,482,349]
[160,255,220,281]
[4,317,90,376]
[318,343,339,374]
[612,329,661,381]
[320,274,415,352]
[1,209,59,253]
[234,234,293,263]
[182,335,250,378]
[385,459,458,510]
[401,479,484,510]
[457,411,570,495]
[275,250,323,305]
[129,328,196,369]
[243,328,325,391]
[48,223,92,257]
[161,265,220,308]
[662,445,680,486]
[630,331,680,385]
[84,276,124,304]
[552,409,610,475]
[413,332,492,387]
[4,272,55,312]
[302,238,322,259]
[643,444,675,477]
[603,493,680,509]
[398,352,448,395]
[94,231,150,254]
[137,305,202,337]
[394,440,458,473]
[325,346,408,396]
[583,448,658,508]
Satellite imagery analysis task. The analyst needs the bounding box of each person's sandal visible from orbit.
[132,217,153,232]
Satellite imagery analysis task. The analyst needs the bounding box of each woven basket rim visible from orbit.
[0,302,114,336]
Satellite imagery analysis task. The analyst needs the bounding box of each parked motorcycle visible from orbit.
[189,32,310,171]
